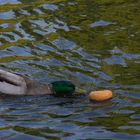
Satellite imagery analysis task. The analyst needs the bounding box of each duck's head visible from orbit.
[50,81,75,96]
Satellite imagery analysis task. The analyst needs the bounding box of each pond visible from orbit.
[0,0,140,139]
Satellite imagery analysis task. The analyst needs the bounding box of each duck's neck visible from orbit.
[38,84,53,95]
[27,83,52,95]
[23,76,53,95]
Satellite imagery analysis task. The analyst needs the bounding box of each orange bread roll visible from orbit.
[89,90,113,102]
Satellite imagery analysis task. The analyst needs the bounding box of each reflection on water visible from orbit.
[0,0,140,139]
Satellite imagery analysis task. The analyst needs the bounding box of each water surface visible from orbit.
[0,0,140,139]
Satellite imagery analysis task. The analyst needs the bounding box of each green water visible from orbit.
[0,0,140,139]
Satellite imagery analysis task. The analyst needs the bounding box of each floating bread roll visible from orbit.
[89,90,113,102]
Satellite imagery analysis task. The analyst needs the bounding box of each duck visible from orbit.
[0,69,113,101]
[0,69,75,96]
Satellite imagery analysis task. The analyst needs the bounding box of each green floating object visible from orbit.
[50,81,75,96]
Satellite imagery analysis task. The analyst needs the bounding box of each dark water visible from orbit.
[0,0,140,139]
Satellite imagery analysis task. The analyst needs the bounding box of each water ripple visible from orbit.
[0,0,140,139]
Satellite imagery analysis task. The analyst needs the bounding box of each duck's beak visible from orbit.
[75,87,86,95]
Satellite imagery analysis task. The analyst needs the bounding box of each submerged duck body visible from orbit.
[0,69,75,96]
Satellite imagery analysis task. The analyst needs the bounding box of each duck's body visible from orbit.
[0,69,75,96]
[0,69,51,95]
